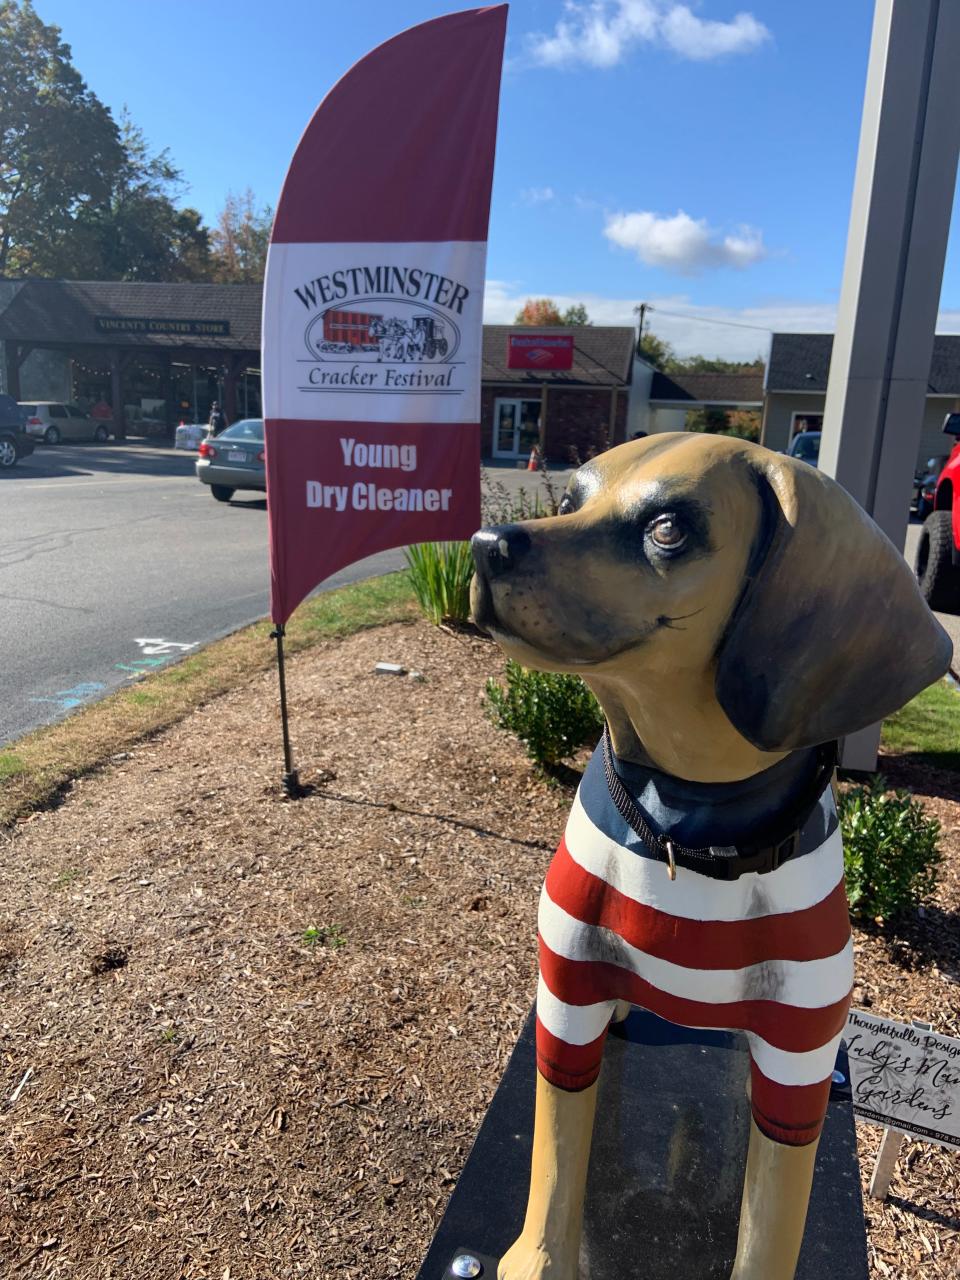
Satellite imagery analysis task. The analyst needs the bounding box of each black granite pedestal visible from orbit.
[417,1008,868,1280]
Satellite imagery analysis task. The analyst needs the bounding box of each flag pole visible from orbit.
[270,623,303,798]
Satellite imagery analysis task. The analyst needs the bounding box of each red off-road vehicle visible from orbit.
[915,412,960,610]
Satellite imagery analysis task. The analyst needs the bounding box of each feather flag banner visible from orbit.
[262,6,508,624]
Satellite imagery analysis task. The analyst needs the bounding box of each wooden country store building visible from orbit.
[0,280,638,461]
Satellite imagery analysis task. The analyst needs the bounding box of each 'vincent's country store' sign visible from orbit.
[94,317,231,338]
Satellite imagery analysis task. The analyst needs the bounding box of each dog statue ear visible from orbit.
[715,455,952,752]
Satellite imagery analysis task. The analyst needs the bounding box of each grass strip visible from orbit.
[0,571,416,829]
[881,676,960,771]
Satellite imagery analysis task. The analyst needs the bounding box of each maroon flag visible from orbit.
[263,6,508,623]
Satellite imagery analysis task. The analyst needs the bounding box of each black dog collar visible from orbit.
[601,728,838,882]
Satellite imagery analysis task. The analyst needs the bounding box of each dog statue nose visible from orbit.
[471,525,531,578]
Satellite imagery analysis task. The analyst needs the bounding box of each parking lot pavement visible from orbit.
[903,520,960,664]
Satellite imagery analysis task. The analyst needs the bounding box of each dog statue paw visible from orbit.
[472,434,951,1280]
[498,1234,576,1280]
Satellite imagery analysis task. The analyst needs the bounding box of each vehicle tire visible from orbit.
[44,425,60,445]
[915,510,960,612]
[94,424,109,442]
[211,485,235,503]
[0,436,17,469]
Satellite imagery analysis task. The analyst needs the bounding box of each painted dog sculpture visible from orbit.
[470,434,950,1280]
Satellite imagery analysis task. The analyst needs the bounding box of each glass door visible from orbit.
[493,398,543,459]
[494,399,520,457]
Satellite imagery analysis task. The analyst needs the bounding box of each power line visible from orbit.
[642,307,774,335]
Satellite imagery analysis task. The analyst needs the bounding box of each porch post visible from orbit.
[109,347,126,440]
[4,341,20,401]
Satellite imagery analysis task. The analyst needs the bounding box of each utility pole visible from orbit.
[634,303,649,351]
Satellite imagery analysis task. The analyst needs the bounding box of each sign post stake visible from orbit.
[868,1128,905,1201]
[269,623,303,798]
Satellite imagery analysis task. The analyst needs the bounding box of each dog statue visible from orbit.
[470,434,950,1280]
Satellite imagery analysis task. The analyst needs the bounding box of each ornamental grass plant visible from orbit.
[404,541,474,625]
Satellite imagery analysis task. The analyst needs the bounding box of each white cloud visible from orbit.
[528,1,770,69]
[604,209,766,274]
[520,186,556,205]
[660,6,770,60]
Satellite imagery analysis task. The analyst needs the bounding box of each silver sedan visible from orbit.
[196,418,266,502]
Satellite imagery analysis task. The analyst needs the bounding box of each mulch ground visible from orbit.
[1,618,957,1279]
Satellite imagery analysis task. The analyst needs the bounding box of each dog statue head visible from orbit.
[472,434,950,781]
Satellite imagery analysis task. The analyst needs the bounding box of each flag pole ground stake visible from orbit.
[270,623,303,798]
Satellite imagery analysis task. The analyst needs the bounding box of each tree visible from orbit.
[561,303,591,325]
[62,114,211,281]
[0,0,125,275]
[666,353,765,376]
[514,297,564,326]
[637,329,674,370]
[210,189,272,283]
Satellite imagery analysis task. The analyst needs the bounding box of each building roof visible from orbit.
[767,331,960,395]
[649,369,764,406]
[0,279,262,351]
[0,282,636,386]
[481,324,635,387]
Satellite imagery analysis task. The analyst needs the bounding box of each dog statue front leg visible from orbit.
[498,1073,599,1280]
[729,1119,819,1280]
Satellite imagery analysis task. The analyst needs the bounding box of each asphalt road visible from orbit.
[0,442,405,745]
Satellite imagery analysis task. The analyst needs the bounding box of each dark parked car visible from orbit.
[0,393,34,469]
[195,418,265,501]
[786,430,821,466]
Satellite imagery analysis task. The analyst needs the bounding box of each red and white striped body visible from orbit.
[536,745,853,1147]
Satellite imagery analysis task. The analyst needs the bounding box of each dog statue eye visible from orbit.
[649,515,686,550]
[558,493,576,516]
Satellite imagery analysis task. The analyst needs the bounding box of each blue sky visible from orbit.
[37,0,960,359]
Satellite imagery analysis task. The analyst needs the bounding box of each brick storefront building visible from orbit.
[480,325,635,464]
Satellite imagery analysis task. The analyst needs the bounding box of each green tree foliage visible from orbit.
[0,0,125,274]
[668,354,764,376]
[66,115,211,281]
[561,302,591,325]
[0,5,210,280]
[210,188,273,283]
[637,329,674,370]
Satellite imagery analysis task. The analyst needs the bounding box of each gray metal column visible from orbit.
[818,0,960,769]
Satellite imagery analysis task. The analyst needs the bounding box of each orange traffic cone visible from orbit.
[527,447,538,472]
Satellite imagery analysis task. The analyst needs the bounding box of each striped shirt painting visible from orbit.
[536,743,853,1147]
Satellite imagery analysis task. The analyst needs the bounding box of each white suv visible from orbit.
[20,402,112,445]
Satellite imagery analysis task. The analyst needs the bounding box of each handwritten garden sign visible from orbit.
[845,1008,960,1150]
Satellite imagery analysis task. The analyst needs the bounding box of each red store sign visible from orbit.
[507,333,575,371]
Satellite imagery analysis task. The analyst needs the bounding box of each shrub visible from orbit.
[484,660,604,767]
[838,778,942,921]
[404,541,474,625]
